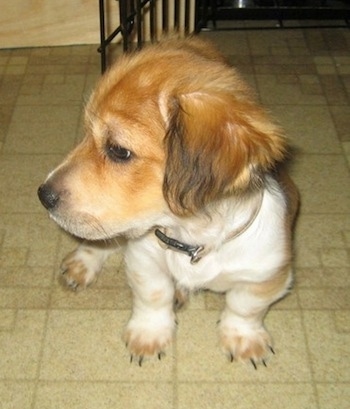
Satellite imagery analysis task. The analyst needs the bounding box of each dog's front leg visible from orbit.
[218,266,292,367]
[123,242,176,363]
[61,241,120,290]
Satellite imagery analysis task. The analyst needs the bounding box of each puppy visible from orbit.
[38,37,299,367]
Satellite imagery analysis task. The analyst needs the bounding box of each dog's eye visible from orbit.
[106,144,132,162]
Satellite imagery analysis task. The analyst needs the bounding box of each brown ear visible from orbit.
[163,93,286,216]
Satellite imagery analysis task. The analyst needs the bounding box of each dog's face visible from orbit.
[38,38,286,240]
[38,78,168,239]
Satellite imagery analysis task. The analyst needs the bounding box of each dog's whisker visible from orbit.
[109,235,123,249]
[84,216,113,241]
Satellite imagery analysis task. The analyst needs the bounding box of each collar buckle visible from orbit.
[189,245,205,264]
[155,228,205,264]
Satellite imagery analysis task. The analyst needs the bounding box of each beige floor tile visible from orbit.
[0,381,35,409]
[30,48,51,57]
[17,74,87,106]
[0,288,50,309]
[184,291,206,310]
[291,155,350,214]
[200,31,251,56]
[94,265,130,289]
[25,64,66,76]
[39,310,174,381]
[334,310,350,332]
[0,214,61,267]
[50,287,132,310]
[317,65,337,74]
[0,247,28,268]
[0,55,10,65]
[0,310,46,380]
[343,141,350,166]
[5,65,27,75]
[320,248,350,267]
[272,290,300,309]
[330,106,350,141]
[4,105,81,154]
[0,266,54,288]
[248,31,305,56]
[43,74,65,85]
[0,105,14,143]
[317,383,350,409]
[204,291,226,310]
[34,381,174,409]
[84,73,100,93]
[272,105,342,154]
[319,75,349,105]
[0,75,22,105]
[303,311,350,382]
[294,215,350,268]
[298,288,350,310]
[0,309,17,331]
[176,310,311,382]
[296,266,350,288]
[256,74,327,105]
[178,383,317,409]
[0,155,64,213]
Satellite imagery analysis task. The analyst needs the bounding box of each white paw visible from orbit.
[219,321,274,368]
[124,312,176,364]
[60,247,104,290]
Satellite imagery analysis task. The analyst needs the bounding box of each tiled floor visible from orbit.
[0,27,350,409]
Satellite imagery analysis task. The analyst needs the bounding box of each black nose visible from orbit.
[38,184,59,210]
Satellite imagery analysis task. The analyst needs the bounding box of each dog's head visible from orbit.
[38,38,286,240]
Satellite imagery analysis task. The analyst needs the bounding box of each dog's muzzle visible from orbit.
[38,184,60,211]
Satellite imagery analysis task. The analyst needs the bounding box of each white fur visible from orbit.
[61,176,291,362]
[125,177,288,292]
[60,242,118,289]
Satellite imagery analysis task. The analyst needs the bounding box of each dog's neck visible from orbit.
[155,190,264,264]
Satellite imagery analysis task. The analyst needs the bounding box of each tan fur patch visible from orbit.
[251,265,292,301]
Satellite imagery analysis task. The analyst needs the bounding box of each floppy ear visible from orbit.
[163,92,286,216]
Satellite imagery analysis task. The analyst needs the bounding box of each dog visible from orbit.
[38,37,299,367]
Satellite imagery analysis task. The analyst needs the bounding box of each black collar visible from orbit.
[154,191,264,264]
[154,228,204,264]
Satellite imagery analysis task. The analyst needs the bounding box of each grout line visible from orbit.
[29,308,50,409]
[298,305,322,409]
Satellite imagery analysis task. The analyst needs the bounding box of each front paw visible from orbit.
[60,248,102,291]
[219,323,274,368]
[124,315,176,365]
